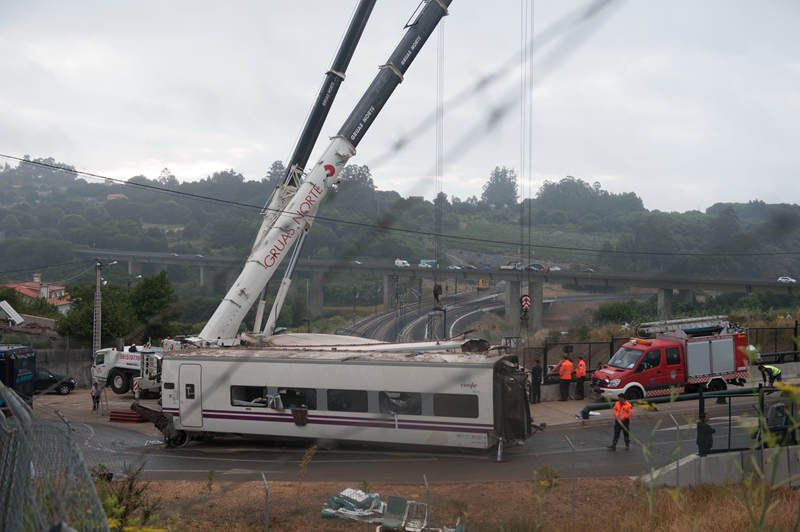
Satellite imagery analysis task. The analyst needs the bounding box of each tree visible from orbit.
[129,271,179,339]
[263,160,286,188]
[481,166,518,208]
[55,284,138,343]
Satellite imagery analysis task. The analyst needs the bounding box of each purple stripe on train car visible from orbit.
[201,408,493,428]
[202,413,490,434]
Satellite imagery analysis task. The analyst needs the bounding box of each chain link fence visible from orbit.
[0,382,109,532]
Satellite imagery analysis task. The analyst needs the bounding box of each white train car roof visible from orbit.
[166,333,506,365]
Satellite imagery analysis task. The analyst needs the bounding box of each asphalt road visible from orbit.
[72,400,759,483]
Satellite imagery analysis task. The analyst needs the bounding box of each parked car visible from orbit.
[777,276,797,284]
[419,262,433,269]
[582,268,597,273]
[34,368,76,395]
[465,264,478,270]
[447,265,462,270]
[394,258,410,268]
[352,260,362,265]
[483,265,492,271]
[550,265,562,271]
[526,263,549,272]
[500,261,522,271]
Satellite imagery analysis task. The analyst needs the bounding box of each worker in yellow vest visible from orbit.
[554,354,573,401]
[608,393,632,451]
[574,355,587,400]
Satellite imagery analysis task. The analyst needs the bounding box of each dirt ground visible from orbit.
[130,477,800,531]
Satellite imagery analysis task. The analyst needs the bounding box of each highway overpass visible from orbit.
[73,248,797,329]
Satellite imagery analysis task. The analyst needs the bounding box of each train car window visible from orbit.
[230,385,270,407]
[379,391,422,415]
[327,389,369,412]
[433,393,479,418]
[279,388,317,410]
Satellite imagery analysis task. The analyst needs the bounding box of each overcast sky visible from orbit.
[1,1,798,213]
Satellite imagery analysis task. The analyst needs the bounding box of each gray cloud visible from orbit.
[1,1,797,212]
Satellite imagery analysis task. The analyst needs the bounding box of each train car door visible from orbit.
[179,364,202,428]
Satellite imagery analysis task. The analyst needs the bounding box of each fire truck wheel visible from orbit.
[625,387,644,401]
[708,379,726,392]
[108,371,131,395]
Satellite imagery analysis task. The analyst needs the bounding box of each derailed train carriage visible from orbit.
[135,338,531,450]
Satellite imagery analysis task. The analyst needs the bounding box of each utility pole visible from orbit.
[93,258,102,355]
[93,259,117,354]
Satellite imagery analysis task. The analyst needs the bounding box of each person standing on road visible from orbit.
[554,354,573,401]
[608,393,632,451]
[530,360,543,404]
[759,364,782,386]
[696,412,715,456]
[90,380,101,412]
[574,355,587,400]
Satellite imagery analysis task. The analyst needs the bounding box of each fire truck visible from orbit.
[592,316,750,400]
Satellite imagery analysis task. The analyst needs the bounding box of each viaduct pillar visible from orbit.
[383,275,393,311]
[530,279,544,332]
[127,261,141,276]
[658,288,673,321]
[504,280,521,324]
[678,289,694,304]
[199,266,205,287]
[309,271,324,318]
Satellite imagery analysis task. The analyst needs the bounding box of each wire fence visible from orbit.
[749,321,800,362]
[0,382,109,532]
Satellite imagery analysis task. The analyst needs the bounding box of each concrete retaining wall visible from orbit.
[644,445,800,487]
[34,348,93,388]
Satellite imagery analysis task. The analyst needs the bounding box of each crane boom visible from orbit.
[198,0,452,345]
[251,0,377,335]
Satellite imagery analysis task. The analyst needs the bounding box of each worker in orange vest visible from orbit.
[554,354,573,401]
[608,393,632,451]
[574,355,587,400]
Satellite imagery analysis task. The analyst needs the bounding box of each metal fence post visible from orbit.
[261,472,269,532]
[564,435,576,522]
[423,474,430,532]
[669,413,680,487]
[795,320,799,360]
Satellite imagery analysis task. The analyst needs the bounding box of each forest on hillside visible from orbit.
[1,156,798,329]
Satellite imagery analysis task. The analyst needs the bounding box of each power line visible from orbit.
[0,260,87,277]
[2,153,800,259]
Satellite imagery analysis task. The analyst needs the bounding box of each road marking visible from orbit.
[119,450,443,465]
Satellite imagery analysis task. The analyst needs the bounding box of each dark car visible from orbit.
[526,263,550,272]
[34,368,77,395]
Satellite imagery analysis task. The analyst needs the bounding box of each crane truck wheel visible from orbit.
[108,370,131,394]
[625,387,644,401]
[166,430,190,448]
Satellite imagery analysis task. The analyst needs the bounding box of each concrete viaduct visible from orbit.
[73,248,797,331]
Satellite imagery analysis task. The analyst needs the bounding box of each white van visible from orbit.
[394,258,410,268]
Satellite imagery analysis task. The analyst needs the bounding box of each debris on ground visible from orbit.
[321,488,384,523]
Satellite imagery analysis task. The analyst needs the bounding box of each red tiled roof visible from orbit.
[1,281,72,307]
